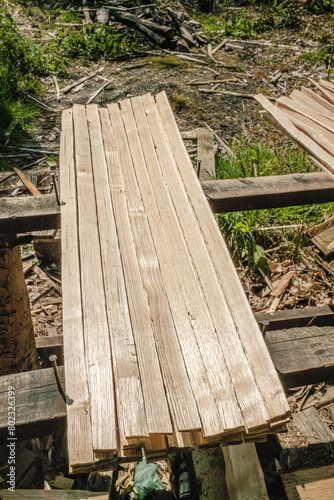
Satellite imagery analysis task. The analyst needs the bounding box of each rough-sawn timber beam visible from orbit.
[1,173,333,234]
[202,171,334,213]
[0,194,60,233]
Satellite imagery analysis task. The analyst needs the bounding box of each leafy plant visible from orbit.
[274,0,304,30]
[0,14,49,100]
[215,138,334,266]
[50,25,135,62]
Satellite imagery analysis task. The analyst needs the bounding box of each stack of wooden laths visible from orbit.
[256,79,334,176]
[59,91,290,473]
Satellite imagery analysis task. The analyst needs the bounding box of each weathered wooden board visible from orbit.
[2,171,334,234]
[0,194,60,233]
[201,172,334,213]
[266,325,334,387]
[255,305,334,331]
[197,128,215,180]
[155,90,290,425]
[0,367,66,443]
[99,105,173,438]
[222,443,269,500]
[60,108,95,469]
[282,464,334,500]
[57,92,290,472]
[1,491,109,499]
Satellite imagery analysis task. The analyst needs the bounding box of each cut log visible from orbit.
[0,234,39,375]
[108,9,168,47]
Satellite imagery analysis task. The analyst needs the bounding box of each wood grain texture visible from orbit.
[58,93,291,470]
[72,105,117,453]
[98,107,172,437]
[0,194,60,233]
[222,443,269,500]
[201,172,334,213]
[140,93,267,433]
[0,367,66,443]
[86,104,148,442]
[255,94,334,175]
[122,96,227,436]
[59,108,94,469]
[108,100,202,434]
[197,128,215,180]
[155,91,290,424]
[282,464,334,500]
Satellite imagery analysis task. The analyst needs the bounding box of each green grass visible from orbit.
[215,139,334,268]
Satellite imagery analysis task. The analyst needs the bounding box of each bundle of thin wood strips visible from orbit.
[256,79,334,176]
[59,91,290,473]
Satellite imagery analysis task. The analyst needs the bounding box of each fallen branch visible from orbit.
[13,168,42,196]
[52,75,60,103]
[86,80,111,105]
[61,70,100,94]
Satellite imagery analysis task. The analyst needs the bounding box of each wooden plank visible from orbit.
[86,104,148,442]
[2,172,334,235]
[98,108,172,439]
[309,78,334,106]
[72,105,117,454]
[300,86,334,116]
[122,95,233,437]
[156,91,290,424]
[293,407,334,444]
[59,108,94,469]
[128,94,243,436]
[139,93,268,434]
[280,101,334,145]
[266,326,334,387]
[0,194,60,233]
[201,172,334,213]
[255,305,334,331]
[255,94,334,175]
[222,443,269,500]
[107,100,202,434]
[277,96,334,138]
[282,464,334,500]
[311,218,334,256]
[35,335,64,349]
[290,88,334,120]
[0,367,66,443]
[197,128,215,180]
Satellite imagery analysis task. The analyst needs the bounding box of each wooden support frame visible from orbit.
[1,173,334,235]
[202,172,334,213]
[0,194,60,233]
[0,366,66,443]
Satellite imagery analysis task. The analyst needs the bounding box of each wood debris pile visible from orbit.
[255,79,334,177]
[60,91,290,473]
[78,3,206,53]
[256,79,334,279]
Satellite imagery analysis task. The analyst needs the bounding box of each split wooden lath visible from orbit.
[59,91,290,473]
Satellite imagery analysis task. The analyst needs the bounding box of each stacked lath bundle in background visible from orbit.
[256,79,334,176]
[59,91,290,473]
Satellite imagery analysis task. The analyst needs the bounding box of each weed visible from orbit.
[275,0,304,30]
[301,43,334,77]
[0,15,49,100]
[215,138,334,266]
[50,25,135,63]
[171,94,192,111]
